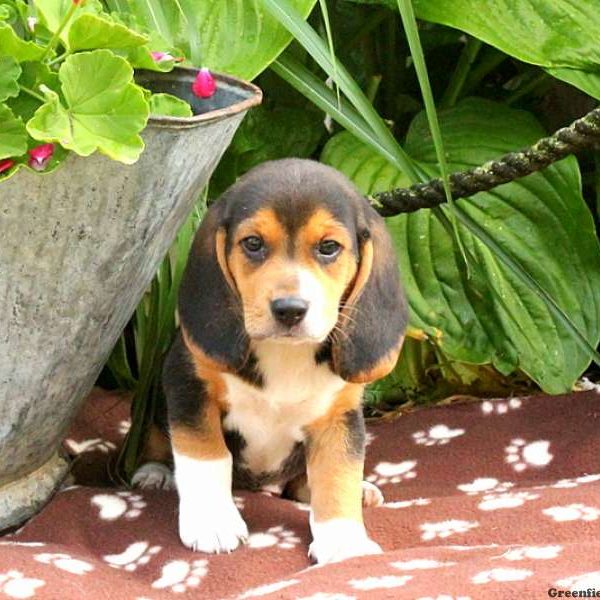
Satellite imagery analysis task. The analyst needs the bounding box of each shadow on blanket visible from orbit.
[1,388,600,599]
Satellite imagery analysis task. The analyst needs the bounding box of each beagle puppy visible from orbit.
[134,158,408,564]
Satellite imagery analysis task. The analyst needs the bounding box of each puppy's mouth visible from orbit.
[249,324,328,344]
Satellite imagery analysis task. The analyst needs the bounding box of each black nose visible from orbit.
[270,297,309,327]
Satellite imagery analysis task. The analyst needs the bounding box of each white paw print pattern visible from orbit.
[364,432,376,447]
[349,575,412,590]
[556,571,600,591]
[91,491,146,520]
[420,519,479,541]
[104,541,161,571]
[238,579,300,599]
[471,568,533,584]
[477,491,539,511]
[367,460,417,485]
[34,553,93,575]
[152,559,208,593]
[412,425,465,446]
[247,526,300,550]
[64,437,116,454]
[118,419,131,435]
[494,545,562,561]
[234,496,245,510]
[0,570,45,598]
[481,398,522,415]
[457,478,514,495]
[505,439,553,472]
[391,558,457,570]
[549,473,600,489]
[383,498,431,509]
[543,503,600,522]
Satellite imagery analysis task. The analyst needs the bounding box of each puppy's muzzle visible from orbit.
[270,296,309,328]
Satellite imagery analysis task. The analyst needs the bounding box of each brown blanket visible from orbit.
[1,388,600,599]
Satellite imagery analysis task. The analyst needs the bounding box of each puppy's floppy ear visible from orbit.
[178,200,248,371]
[332,203,408,383]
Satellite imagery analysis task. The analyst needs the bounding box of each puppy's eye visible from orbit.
[316,239,342,260]
[241,235,265,257]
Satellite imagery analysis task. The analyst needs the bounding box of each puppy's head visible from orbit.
[179,159,408,383]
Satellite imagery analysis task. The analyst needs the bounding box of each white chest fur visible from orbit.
[222,341,346,475]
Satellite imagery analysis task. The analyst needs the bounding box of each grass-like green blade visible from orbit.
[273,55,404,171]
[263,0,420,183]
[395,0,468,267]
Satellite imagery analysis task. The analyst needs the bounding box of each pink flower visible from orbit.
[0,159,14,174]
[151,51,174,63]
[192,68,216,99]
[28,144,54,171]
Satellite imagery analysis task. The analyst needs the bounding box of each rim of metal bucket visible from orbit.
[140,67,263,129]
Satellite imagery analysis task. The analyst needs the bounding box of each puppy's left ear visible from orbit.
[332,203,408,383]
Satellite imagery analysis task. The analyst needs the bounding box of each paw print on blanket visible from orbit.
[383,497,431,509]
[481,398,522,415]
[412,424,465,446]
[151,559,208,593]
[457,478,514,495]
[543,503,600,522]
[548,473,600,489]
[477,491,539,511]
[349,575,412,590]
[367,460,417,485]
[556,571,600,591]
[104,541,161,572]
[505,439,553,472]
[91,491,146,520]
[493,545,562,561]
[34,553,93,575]
[471,568,533,584]
[420,519,479,541]
[0,570,45,598]
[64,437,116,454]
[247,526,301,550]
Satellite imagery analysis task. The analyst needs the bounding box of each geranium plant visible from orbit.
[0,0,216,180]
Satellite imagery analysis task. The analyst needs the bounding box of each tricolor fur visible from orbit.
[136,159,408,564]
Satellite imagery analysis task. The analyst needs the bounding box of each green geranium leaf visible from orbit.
[68,13,148,51]
[7,61,59,122]
[33,0,103,39]
[0,23,45,61]
[0,56,21,102]
[27,50,149,164]
[546,68,600,101]
[322,98,600,393]
[0,103,27,159]
[0,5,12,20]
[149,92,192,117]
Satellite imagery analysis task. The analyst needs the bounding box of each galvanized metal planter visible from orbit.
[0,69,261,530]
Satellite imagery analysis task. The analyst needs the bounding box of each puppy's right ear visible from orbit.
[178,201,248,371]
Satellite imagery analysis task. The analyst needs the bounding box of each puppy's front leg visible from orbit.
[306,403,382,565]
[171,402,248,553]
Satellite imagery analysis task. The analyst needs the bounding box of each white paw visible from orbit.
[179,500,248,553]
[309,519,382,565]
[362,481,384,507]
[132,462,175,490]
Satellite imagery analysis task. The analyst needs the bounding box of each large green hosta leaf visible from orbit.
[411,0,600,99]
[123,0,317,80]
[322,98,600,393]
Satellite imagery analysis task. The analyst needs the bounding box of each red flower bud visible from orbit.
[192,68,216,99]
[0,159,14,174]
[28,144,54,171]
